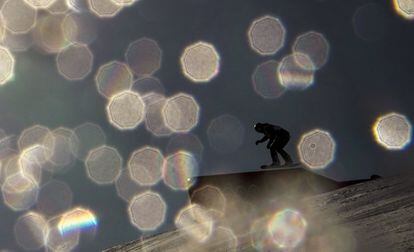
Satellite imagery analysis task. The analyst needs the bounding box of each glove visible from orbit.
[255,140,260,145]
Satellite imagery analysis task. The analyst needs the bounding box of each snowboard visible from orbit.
[260,163,301,169]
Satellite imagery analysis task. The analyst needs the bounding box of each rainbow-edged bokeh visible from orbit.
[58,207,98,236]
[162,151,199,191]
[267,208,307,249]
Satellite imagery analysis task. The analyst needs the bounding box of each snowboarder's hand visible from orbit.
[255,140,260,145]
[266,144,271,149]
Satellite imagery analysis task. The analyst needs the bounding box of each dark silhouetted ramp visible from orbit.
[104,170,414,252]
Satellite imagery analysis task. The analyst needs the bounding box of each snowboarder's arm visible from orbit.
[256,136,269,145]
[266,138,275,149]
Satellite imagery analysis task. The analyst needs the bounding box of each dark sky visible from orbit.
[1,0,414,251]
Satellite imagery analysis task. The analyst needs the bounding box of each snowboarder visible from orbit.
[254,122,293,168]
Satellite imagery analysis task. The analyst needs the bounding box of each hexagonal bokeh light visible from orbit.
[106,90,145,130]
[10,157,38,184]
[23,0,57,9]
[190,185,226,216]
[163,151,198,191]
[125,37,162,76]
[1,0,37,34]
[115,169,142,202]
[0,45,15,85]
[293,31,330,70]
[175,204,214,243]
[18,147,43,182]
[46,127,79,169]
[2,31,33,52]
[373,112,412,150]
[46,0,69,14]
[128,146,163,186]
[85,145,122,185]
[128,191,167,231]
[18,125,54,164]
[248,15,286,56]
[278,53,315,90]
[131,76,165,96]
[144,93,173,137]
[3,155,18,180]
[32,14,70,54]
[2,172,39,211]
[298,129,336,169]
[73,122,106,161]
[166,133,204,162]
[267,209,307,249]
[207,114,245,154]
[162,93,200,133]
[95,61,133,98]
[62,12,98,45]
[36,179,73,217]
[180,41,220,83]
[56,43,93,81]
[58,207,98,235]
[14,211,48,250]
[208,226,238,250]
[252,60,286,99]
[18,125,51,150]
[353,3,387,42]
[88,0,122,18]
[132,76,166,95]
[393,0,414,19]
[111,0,136,6]
[46,216,80,252]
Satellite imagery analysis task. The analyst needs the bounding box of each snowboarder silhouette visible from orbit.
[255,123,293,168]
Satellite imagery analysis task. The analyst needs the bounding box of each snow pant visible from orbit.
[269,134,292,165]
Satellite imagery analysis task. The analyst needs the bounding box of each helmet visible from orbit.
[254,123,263,132]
